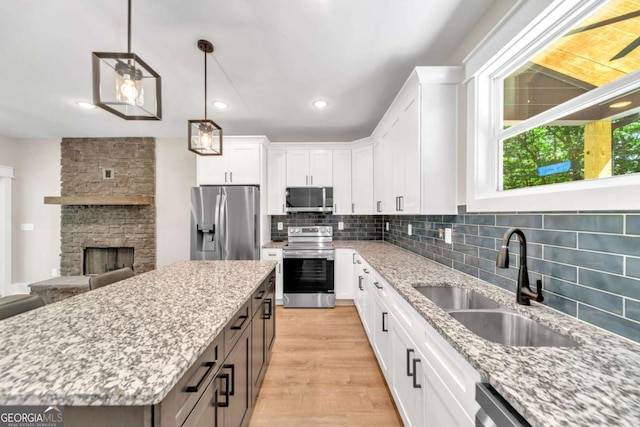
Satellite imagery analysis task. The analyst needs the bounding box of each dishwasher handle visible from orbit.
[475,383,530,427]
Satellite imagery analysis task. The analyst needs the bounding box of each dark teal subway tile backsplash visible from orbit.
[383,206,640,343]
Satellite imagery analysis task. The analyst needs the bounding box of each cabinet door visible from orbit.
[267,150,287,215]
[262,249,283,304]
[197,155,228,185]
[286,150,310,186]
[224,327,250,427]
[390,314,424,427]
[334,249,355,299]
[227,144,261,184]
[400,95,420,213]
[264,281,276,356]
[373,139,390,214]
[351,145,374,214]
[309,150,333,186]
[371,288,392,379]
[389,118,404,212]
[332,150,352,214]
[422,354,474,427]
[251,307,265,405]
[182,374,224,427]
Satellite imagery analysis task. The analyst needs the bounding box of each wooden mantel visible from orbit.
[44,196,154,206]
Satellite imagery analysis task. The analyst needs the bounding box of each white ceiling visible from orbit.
[0,0,495,142]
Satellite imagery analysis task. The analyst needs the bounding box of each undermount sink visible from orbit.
[415,286,504,311]
[448,310,578,347]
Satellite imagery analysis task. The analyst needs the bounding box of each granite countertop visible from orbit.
[333,241,640,427]
[262,240,287,248]
[0,260,277,406]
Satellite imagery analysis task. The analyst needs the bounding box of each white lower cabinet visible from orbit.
[334,249,355,300]
[261,248,283,304]
[390,314,424,427]
[353,251,480,427]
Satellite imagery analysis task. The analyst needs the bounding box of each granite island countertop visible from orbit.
[0,260,277,406]
[327,241,640,427]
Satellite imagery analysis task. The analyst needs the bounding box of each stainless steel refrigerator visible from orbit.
[190,186,260,260]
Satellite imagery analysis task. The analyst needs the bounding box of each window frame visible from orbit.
[466,0,640,212]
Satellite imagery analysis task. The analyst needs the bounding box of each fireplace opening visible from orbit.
[83,247,134,275]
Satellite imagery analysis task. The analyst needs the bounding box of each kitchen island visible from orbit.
[0,260,277,427]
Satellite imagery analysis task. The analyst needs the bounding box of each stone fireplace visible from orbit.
[58,137,156,276]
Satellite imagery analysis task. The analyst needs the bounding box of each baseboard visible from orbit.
[335,299,355,306]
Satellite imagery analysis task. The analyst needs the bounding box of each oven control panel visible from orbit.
[287,226,333,237]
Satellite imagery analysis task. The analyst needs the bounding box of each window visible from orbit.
[500,0,640,191]
[466,0,640,212]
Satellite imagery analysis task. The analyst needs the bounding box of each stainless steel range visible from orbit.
[282,226,335,308]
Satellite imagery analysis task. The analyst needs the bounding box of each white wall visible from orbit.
[12,139,61,285]
[156,138,196,267]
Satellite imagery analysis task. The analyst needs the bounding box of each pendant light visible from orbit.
[92,0,162,120]
[188,40,223,156]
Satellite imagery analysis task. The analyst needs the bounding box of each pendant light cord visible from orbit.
[204,50,208,120]
[127,0,132,53]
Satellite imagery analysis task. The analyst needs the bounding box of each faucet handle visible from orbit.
[536,279,544,303]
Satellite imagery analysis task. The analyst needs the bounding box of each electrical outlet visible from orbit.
[338,221,344,230]
[386,222,389,231]
[277,222,283,230]
[445,228,452,244]
[408,224,412,236]
[20,223,34,231]
[51,268,58,277]
[438,229,444,239]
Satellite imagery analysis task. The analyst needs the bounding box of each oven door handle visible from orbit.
[283,251,334,260]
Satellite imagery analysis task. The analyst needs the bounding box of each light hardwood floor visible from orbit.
[249,306,402,427]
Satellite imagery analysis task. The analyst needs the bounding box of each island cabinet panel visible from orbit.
[159,332,226,427]
[224,326,251,427]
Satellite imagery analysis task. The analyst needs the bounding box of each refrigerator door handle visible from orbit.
[219,193,228,259]
[213,194,221,253]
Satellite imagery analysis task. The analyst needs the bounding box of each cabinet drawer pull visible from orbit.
[225,172,228,183]
[352,253,356,264]
[218,373,230,407]
[255,290,265,299]
[229,172,233,182]
[363,268,369,274]
[358,276,363,291]
[263,299,272,319]
[406,349,415,376]
[412,359,422,389]
[230,314,248,330]
[267,253,277,257]
[374,281,383,290]
[224,364,235,396]
[186,361,216,393]
[382,312,388,332]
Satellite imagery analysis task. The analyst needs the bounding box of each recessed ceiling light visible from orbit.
[313,99,329,109]
[75,101,96,110]
[610,101,632,109]
[212,101,228,109]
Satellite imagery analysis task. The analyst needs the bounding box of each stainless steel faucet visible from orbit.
[496,228,544,305]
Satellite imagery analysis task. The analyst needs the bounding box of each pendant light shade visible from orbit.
[188,40,223,156]
[92,0,162,120]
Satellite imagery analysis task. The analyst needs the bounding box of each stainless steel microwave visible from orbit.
[285,187,333,213]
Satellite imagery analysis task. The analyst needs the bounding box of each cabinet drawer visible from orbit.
[160,332,224,427]
[252,281,267,317]
[225,300,251,354]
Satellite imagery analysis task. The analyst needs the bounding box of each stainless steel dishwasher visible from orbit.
[476,383,531,427]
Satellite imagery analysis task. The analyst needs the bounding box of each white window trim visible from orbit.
[465,0,640,212]
[0,165,14,293]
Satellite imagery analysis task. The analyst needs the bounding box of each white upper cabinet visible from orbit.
[373,67,461,215]
[373,138,390,214]
[351,144,374,214]
[267,149,287,215]
[197,141,261,185]
[286,150,333,187]
[332,150,352,214]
